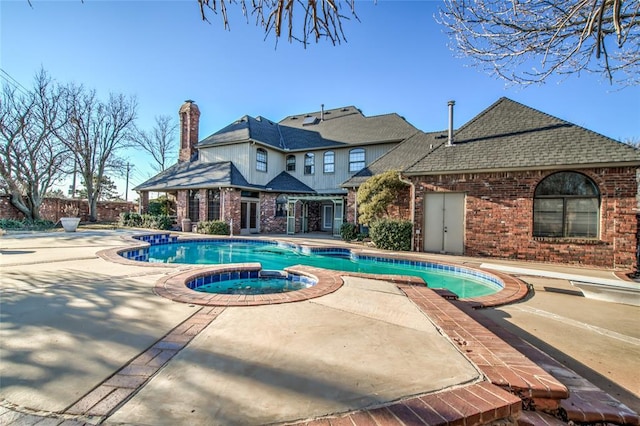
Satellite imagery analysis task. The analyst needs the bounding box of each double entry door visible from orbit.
[240,201,258,234]
[423,193,464,254]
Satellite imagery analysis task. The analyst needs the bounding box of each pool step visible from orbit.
[259,270,287,279]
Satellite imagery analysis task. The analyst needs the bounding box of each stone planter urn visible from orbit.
[181,218,192,232]
[60,217,81,232]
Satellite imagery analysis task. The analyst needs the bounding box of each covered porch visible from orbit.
[286,195,345,237]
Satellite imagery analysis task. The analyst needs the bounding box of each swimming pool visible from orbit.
[122,237,503,298]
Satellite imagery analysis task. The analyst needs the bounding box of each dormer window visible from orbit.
[349,148,365,172]
[286,155,296,172]
[256,148,267,172]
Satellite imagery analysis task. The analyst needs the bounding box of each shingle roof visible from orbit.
[341,131,443,187]
[133,161,255,192]
[265,172,315,194]
[197,106,418,151]
[405,97,640,174]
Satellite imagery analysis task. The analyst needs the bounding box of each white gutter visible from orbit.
[398,173,416,251]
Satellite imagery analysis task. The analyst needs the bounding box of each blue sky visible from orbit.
[2,0,639,200]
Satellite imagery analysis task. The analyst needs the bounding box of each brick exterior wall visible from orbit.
[307,202,321,232]
[224,189,242,235]
[260,193,288,234]
[0,196,136,223]
[198,189,208,224]
[345,186,412,225]
[407,167,638,269]
[178,101,200,163]
[176,190,188,223]
[139,192,149,214]
[345,191,356,224]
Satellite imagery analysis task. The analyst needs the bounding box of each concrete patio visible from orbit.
[0,228,638,425]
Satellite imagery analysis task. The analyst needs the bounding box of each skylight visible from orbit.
[302,116,319,126]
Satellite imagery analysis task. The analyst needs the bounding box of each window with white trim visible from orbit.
[323,151,335,173]
[286,155,296,172]
[256,148,267,172]
[349,148,365,172]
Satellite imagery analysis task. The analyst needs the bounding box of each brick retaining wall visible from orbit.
[0,195,136,223]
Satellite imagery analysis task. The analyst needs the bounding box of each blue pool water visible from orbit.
[195,277,313,295]
[141,240,501,298]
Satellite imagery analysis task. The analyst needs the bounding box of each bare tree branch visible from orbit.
[0,69,69,220]
[196,0,358,46]
[58,85,137,221]
[132,115,178,173]
[439,0,640,85]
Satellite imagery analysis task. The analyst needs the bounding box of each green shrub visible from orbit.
[0,219,25,229]
[30,219,56,230]
[340,222,359,242]
[197,220,230,235]
[0,218,55,231]
[369,219,412,251]
[148,196,174,216]
[119,212,172,230]
[142,214,173,230]
[357,232,369,242]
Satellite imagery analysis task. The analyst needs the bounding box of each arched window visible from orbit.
[533,172,599,238]
[256,148,267,172]
[304,153,315,175]
[323,151,335,173]
[286,155,296,172]
[275,194,287,217]
[349,148,365,172]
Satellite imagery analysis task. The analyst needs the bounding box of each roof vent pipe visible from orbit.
[447,100,455,146]
[321,104,325,121]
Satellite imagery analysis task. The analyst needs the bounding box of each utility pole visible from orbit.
[71,159,77,198]
[125,163,130,201]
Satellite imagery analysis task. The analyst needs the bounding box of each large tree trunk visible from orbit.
[9,191,40,221]
[89,196,99,222]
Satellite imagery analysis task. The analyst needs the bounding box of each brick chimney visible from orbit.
[179,100,200,162]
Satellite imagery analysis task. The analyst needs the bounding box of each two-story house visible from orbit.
[135,100,419,235]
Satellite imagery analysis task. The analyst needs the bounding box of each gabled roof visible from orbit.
[404,97,640,174]
[342,97,639,187]
[265,172,315,194]
[197,105,418,152]
[133,161,254,192]
[342,131,444,187]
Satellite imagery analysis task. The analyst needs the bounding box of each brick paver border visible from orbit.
[63,306,225,423]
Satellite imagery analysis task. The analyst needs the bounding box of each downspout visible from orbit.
[220,188,225,221]
[352,186,358,227]
[398,173,416,251]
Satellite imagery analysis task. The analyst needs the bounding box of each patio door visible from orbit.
[240,201,259,234]
[423,193,464,254]
[322,204,333,232]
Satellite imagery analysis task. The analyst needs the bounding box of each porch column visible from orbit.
[176,190,188,222]
[199,189,207,223]
[139,191,149,214]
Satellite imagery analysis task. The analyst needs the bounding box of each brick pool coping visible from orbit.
[154,264,344,306]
